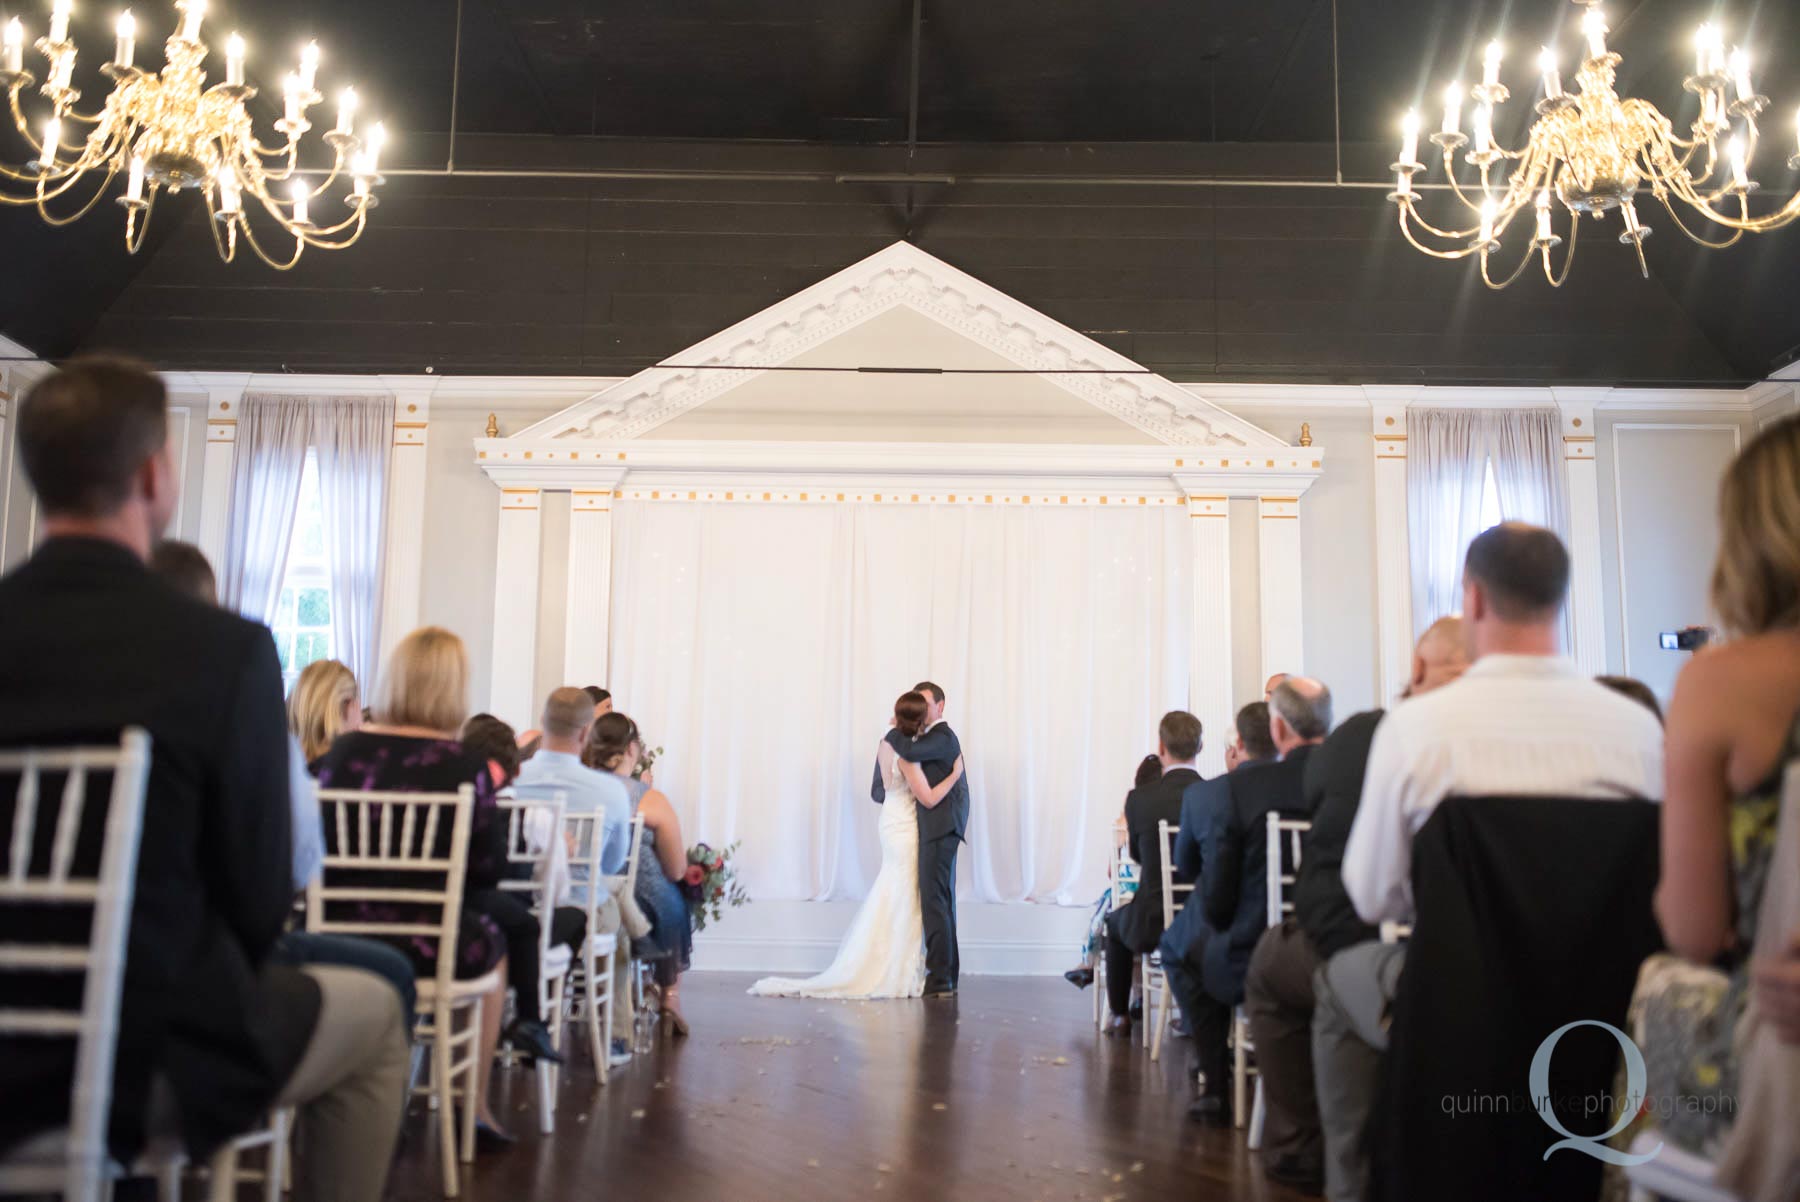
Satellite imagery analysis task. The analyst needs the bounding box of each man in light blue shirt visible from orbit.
[514,686,632,898]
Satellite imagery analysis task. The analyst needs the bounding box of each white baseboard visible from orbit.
[690,900,1089,976]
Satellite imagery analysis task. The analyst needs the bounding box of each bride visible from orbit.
[750,690,965,1000]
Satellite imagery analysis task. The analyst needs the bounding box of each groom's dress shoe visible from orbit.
[923,988,957,1000]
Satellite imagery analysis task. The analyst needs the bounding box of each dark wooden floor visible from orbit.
[387,972,1310,1202]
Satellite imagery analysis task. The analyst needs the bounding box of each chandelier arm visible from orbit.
[1653,190,1746,249]
[8,86,35,141]
[125,187,158,254]
[302,206,369,248]
[1542,210,1579,288]
[1480,242,1536,291]
[35,162,122,227]
[1664,183,1800,234]
[1396,194,1482,242]
[202,194,238,263]
[233,206,307,271]
[1397,203,1480,259]
[1439,147,1487,214]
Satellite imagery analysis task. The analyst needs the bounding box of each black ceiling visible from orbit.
[3,0,1800,381]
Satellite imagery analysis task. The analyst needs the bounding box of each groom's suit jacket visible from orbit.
[871,723,970,845]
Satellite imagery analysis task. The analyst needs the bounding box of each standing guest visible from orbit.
[147,538,217,603]
[1066,754,1165,990]
[1596,674,1664,724]
[1225,700,1278,773]
[1318,524,1663,1202]
[1243,619,1467,1191]
[289,659,363,763]
[1164,681,1331,1125]
[311,626,524,1147]
[585,712,694,1035]
[1633,415,1800,1173]
[1100,712,1204,1036]
[0,357,407,1201]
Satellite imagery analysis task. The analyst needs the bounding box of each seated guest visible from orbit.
[586,712,695,1035]
[1067,754,1165,990]
[1163,682,1330,1125]
[290,659,364,763]
[1596,674,1664,723]
[456,710,582,1065]
[311,626,524,1147]
[1100,711,1204,1037]
[1634,415,1800,1173]
[0,358,407,1201]
[1225,700,1278,773]
[584,685,613,716]
[1319,524,1663,1202]
[1244,619,1466,1191]
[516,687,634,885]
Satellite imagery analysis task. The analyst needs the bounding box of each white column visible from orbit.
[1365,387,1419,703]
[489,487,544,727]
[376,379,436,667]
[195,382,246,571]
[564,488,617,689]
[1552,389,1609,674]
[1184,491,1233,777]
[1258,493,1305,680]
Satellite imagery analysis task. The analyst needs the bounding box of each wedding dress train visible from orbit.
[750,741,926,999]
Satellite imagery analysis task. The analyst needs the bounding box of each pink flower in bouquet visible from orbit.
[683,864,706,886]
[711,857,724,872]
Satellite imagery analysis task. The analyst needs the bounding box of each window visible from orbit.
[271,451,334,692]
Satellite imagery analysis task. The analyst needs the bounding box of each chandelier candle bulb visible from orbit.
[125,154,143,201]
[298,40,319,91]
[216,170,239,214]
[289,179,307,226]
[1730,49,1753,102]
[4,18,23,73]
[1728,135,1749,188]
[1622,200,1642,234]
[1536,189,1553,241]
[51,51,73,89]
[1399,109,1419,164]
[224,32,244,86]
[40,115,59,162]
[1473,102,1493,154]
[49,0,71,45]
[335,86,357,135]
[367,121,386,170]
[113,10,134,68]
[1483,41,1503,88]
[1582,7,1607,60]
[1442,81,1463,136]
[1539,47,1562,99]
[282,73,302,124]
[178,0,202,43]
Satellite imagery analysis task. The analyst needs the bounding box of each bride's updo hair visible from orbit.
[894,690,929,738]
[584,711,640,773]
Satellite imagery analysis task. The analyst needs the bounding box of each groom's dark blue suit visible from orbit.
[873,723,969,993]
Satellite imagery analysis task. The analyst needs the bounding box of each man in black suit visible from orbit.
[873,681,971,997]
[0,359,406,1201]
[1242,621,1466,1192]
[1159,679,1331,1124]
[1100,711,1204,1036]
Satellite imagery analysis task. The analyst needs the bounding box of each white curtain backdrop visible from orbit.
[312,395,395,688]
[221,394,311,622]
[606,499,1192,905]
[1408,407,1571,638]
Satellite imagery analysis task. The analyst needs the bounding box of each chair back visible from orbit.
[0,730,151,1200]
[495,793,566,965]
[307,786,475,998]
[1156,820,1193,928]
[616,814,646,900]
[1264,814,1311,927]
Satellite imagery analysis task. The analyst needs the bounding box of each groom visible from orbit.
[872,680,970,998]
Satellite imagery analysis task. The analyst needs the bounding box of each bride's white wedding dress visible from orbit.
[750,740,926,999]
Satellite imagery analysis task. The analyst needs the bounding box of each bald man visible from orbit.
[1242,620,1466,1192]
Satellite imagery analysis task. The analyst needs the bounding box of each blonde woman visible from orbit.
[288,659,362,764]
[1635,414,1800,1162]
[309,627,520,1147]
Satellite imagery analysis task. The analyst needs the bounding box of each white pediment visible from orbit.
[508,241,1287,450]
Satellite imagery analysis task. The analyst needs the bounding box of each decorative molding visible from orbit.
[1368,394,1414,705]
[377,386,434,669]
[194,382,246,572]
[490,495,544,725]
[506,242,1287,450]
[1557,397,1608,675]
[1186,489,1233,776]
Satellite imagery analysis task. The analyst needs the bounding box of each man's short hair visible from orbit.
[18,356,169,518]
[1158,711,1202,762]
[1235,701,1277,761]
[1271,679,1333,740]
[913,681,945,706]
[543,686,597,740]
[1464,522,1570,621]
[148,539,217,605]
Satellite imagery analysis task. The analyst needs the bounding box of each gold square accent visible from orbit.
[949,494,956,503]
[1101,497,1108,504]
[875,494,883,502]
[1060,496,1068,504]
[911,494,919,503]
[1138,497,1146,505]
[801,493,809,501]
[837,493,844,502]
[616,452,625,460]
[1219,459,1229,467]
[1023,496,1031,504]
[985,495,993,503]
[764,492,772,501]
[1313,460,1321,468]
[524,452,532,459]
[613,489,622,498]
[478,452,487,459]
[688,491,696,500]
[652,491,660,499]
[727,492,735,500]
[1176,458,1184,467]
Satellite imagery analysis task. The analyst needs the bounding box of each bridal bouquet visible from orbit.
[681,840,748,932]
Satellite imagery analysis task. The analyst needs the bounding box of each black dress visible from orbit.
[311,731,507,979]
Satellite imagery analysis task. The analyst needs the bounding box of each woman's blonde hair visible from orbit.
[288,659,359,762]
[1711,414,1800,637]
[372,626,469,734]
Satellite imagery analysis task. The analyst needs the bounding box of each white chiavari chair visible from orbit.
[494,793,567,1134]
[1149,820,1194,1062]
[563,814,645,1082]
[1244,813,1312,1145]
[0,731,151,1202]
[306,785,491,1199]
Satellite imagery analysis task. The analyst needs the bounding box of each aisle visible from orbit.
[387,972,1309,1202]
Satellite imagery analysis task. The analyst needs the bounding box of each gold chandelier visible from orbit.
[1389,0,1800,289]
[0,0,386,269]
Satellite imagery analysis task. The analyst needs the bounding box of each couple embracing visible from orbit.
[751,682,971,1000]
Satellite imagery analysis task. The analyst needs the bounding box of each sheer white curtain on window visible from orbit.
[605,499,1192,905]
[1408,408,1488,637]
[1408,407,1572,638]
[312,395,394,688]
[221,394,311,623]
